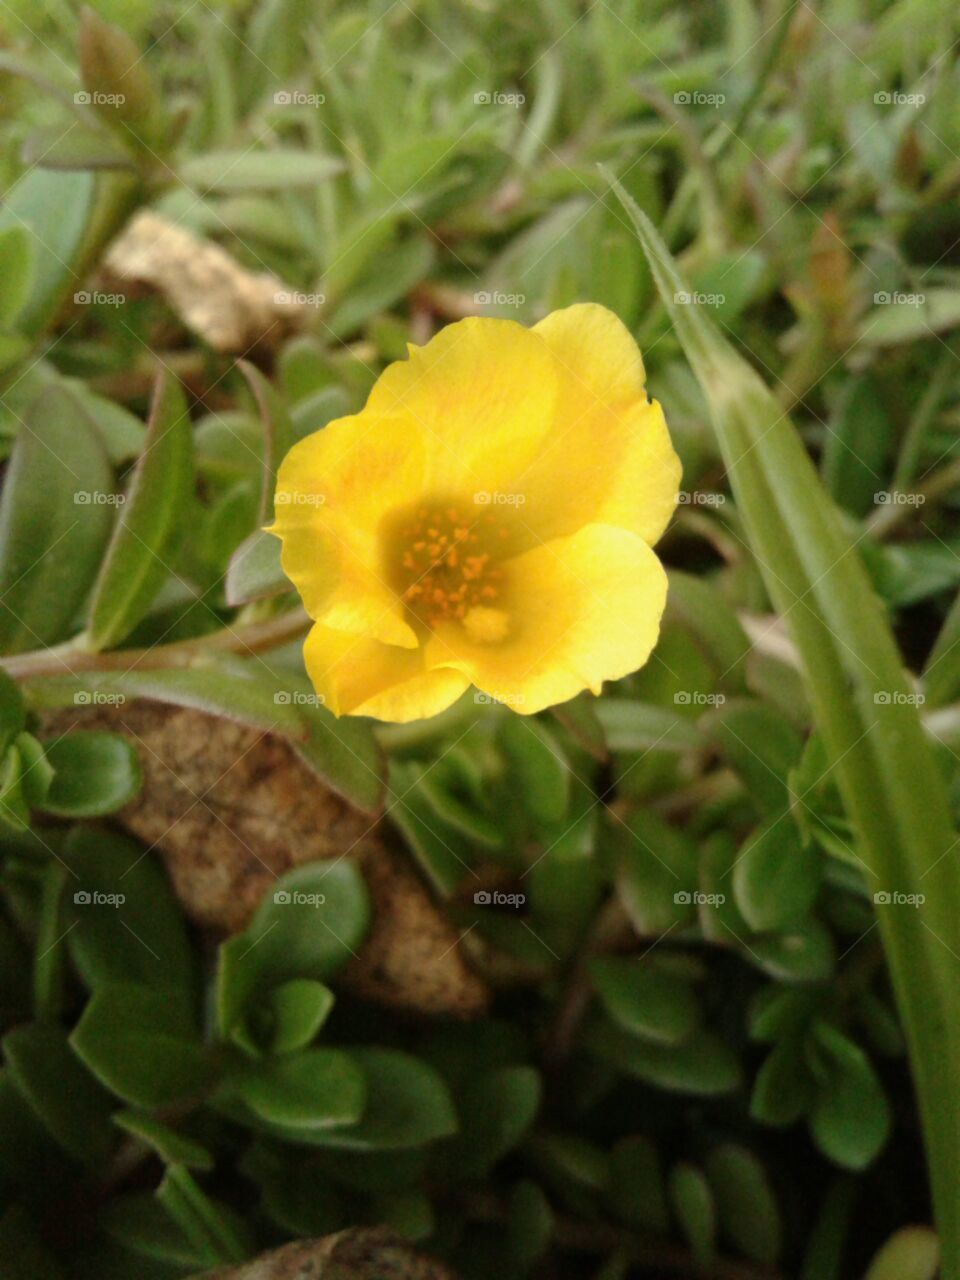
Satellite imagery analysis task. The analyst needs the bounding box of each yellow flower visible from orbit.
[269,303,681,723]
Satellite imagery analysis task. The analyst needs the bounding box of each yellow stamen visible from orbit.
[391,499,510,634]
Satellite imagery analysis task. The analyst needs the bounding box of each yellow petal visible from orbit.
[304,623,469,722]
[426,523,668,714]
[271,413,427,648]
[365,317,558,500]
[535,301,648,401]
[512,303,681,547]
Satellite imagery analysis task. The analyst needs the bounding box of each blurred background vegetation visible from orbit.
[1,0,960,1277]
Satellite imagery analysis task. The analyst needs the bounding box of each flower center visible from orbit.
[388,500,509,631]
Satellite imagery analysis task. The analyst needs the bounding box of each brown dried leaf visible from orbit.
[191,1228,459,1280]
[103,211,306,353]
[44,701,489,1018]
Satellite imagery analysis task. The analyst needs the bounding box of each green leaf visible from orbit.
[612,809,698,935]
[87,372,194,650]
[0,169,94,334]
[180,150,344,192]
[808,1025,891,1170]
[550,692,608,760]
[706,699,804,816]
[71,983,214,1108]
[15,732,54,808]
[751,1036,816,1127]
[63,826,196,998]
[859,289,960,347]
[0,333,30,375]
[40,730,142,817]
[924,583,960,707]
[589,1019,741,1096]
[821,375,893,517]
[748,986,819,1044]
[225,528,290,606]
[113,1111,214,1170]
[78,7,159,139]
[261,978,335,1054]
[499,714,570,825]
[0,743,29,830]
[311,1049,458,1150]
[865,1227,941,1280]
[21,126,135,172]
[217,860,370,1036]
[3,1024,114,1166]
[223,1049,366,1131]
[525,1132,608,1211]
[595,699,700,753]
[0,384,114,653]
[669,1162,716,1268]
[508,1180,555,1271]
[295,693,386,816]
[100,1192,217,1268]
[616,187,960,1267]
[747,919,836,983]
[733,818,821,933]
[589,956,700,1045]
[665,570,751,691]
[800,1178,856,1280]
[32,860,69,1021]
[436,1065,541,1179]
[869,539,960,609]
[0,226,35,330]
[237,358,295,525]
[24,665,385,814]
[326,235,435,338]
[65,381,146,465]
[413,769,503,849]
[609,1136,670,1234]
[704,1144,781,1265]
[387,759,469,894]
[156,1164,249,1265]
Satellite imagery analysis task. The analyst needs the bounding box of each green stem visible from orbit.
[0,606,310,680]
